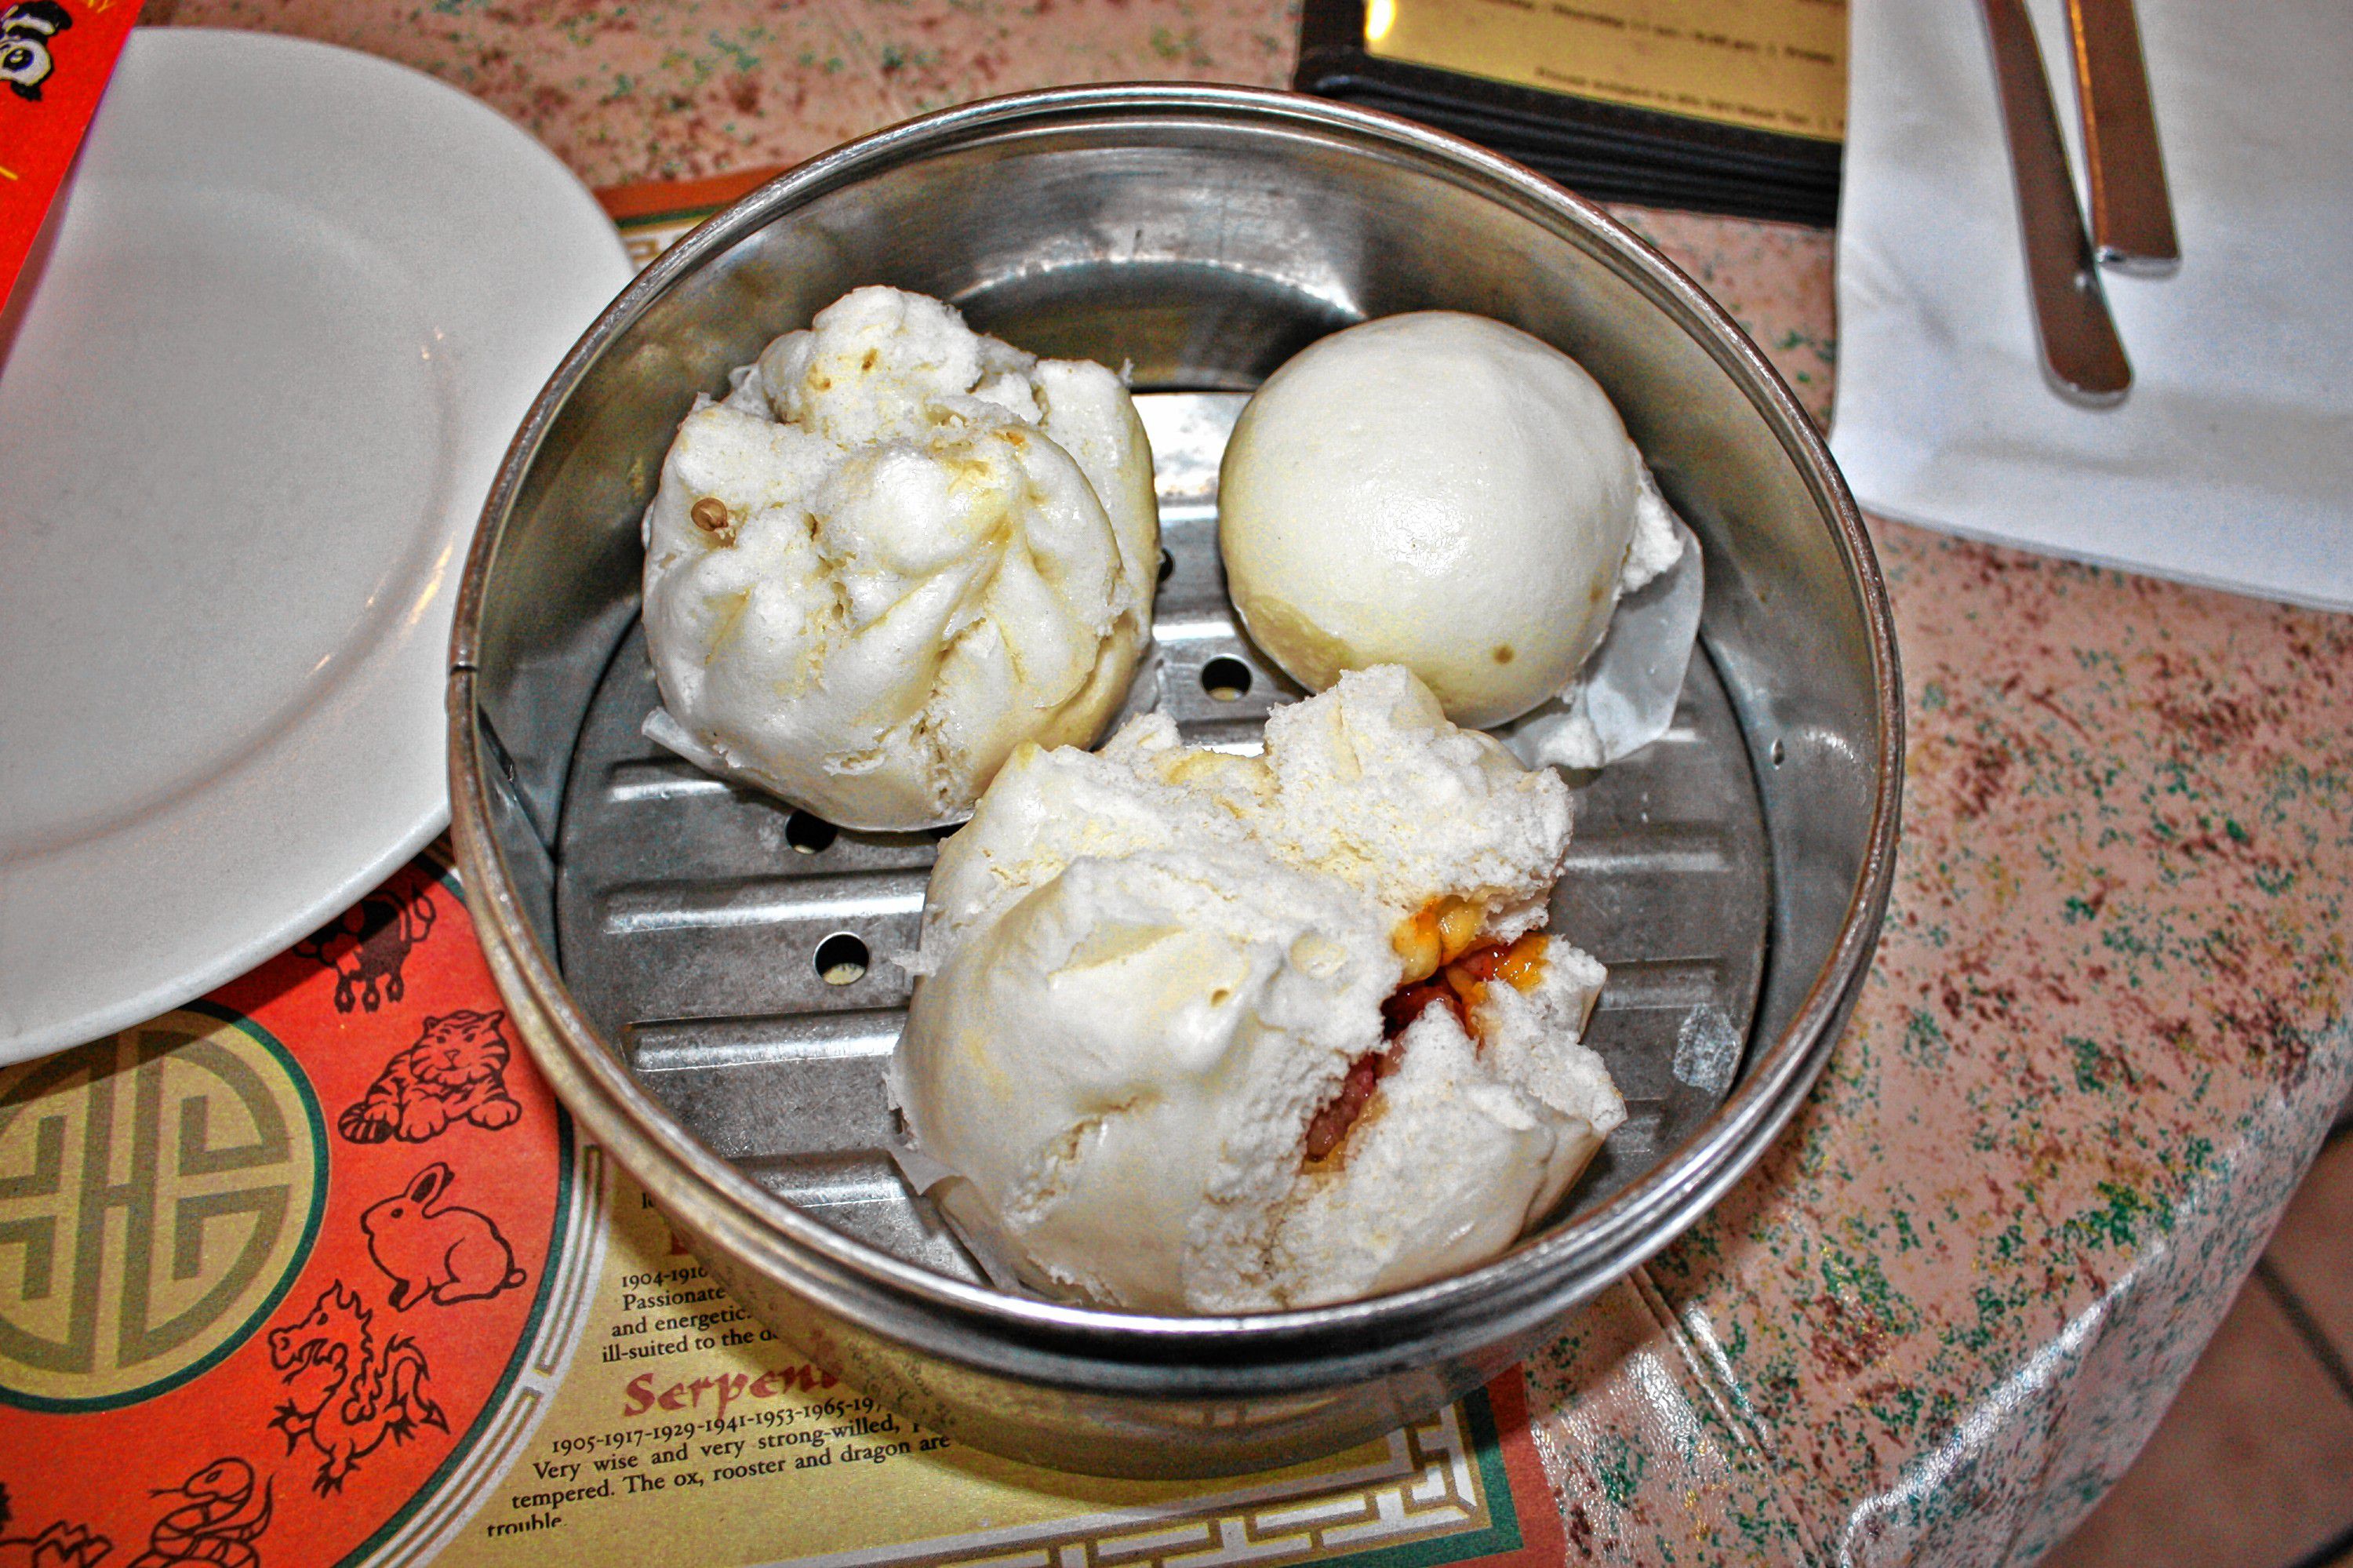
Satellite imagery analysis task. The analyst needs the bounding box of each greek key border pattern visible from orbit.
[926,1404,1487,1568]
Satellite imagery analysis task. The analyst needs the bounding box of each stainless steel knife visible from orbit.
[1979,0,2133,403]
[2065,0,2180,274]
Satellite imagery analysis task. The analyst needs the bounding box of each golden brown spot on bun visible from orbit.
[689,497,736,544]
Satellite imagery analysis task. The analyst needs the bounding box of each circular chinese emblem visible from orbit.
[0,1004,325,1410]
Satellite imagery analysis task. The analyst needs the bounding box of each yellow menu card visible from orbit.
[1364,0,1847,141]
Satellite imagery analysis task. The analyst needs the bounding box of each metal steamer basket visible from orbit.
[449,86,1902,1478]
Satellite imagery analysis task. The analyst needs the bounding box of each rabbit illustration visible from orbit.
[361,1162,527,1310]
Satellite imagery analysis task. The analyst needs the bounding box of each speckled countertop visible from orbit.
[155,0,2353,1558]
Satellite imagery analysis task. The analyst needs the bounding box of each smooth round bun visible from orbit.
[1219,312,1659,729]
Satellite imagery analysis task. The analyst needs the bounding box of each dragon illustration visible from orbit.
[265,1283,446,1494]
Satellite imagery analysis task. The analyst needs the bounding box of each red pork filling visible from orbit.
[1303,911,1551,1165]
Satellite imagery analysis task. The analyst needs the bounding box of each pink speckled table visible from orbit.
[153,0,2353,1559]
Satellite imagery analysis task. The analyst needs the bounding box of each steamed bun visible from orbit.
[640,286,1158,830]
[1217,312,1680,730]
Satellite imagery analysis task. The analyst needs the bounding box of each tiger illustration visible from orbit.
[338,1010,522,1144]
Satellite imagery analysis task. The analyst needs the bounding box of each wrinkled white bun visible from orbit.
[1219,312,1682,729]
[893,665,1625,1313]
[640,286,1158,830]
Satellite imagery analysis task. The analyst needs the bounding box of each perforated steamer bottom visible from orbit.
[548,391,1771,1290]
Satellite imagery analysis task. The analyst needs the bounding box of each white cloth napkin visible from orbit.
[1828,0,2353,613]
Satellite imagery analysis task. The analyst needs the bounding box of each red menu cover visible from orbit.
[0,0,135,304]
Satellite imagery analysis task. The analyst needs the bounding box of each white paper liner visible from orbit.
[1500,514,1704,772]
[876,1057,1048,1297]
[641,704,734,778]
